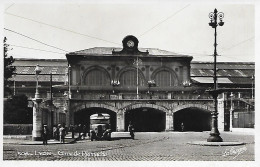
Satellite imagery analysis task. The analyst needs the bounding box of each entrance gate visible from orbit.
[125,107,166,132]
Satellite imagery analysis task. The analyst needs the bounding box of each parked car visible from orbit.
[89,113,112,141]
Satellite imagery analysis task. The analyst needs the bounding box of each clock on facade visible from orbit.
[127,40,135,48]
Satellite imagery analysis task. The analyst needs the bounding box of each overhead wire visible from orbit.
[220,54,253,62]
[5,4,14,11]
[4,7,254,62]
[138,4,190,38]
[219,36,254,52]
[7,44,66,55]
[4,28,69,52]
[5,12,121,46]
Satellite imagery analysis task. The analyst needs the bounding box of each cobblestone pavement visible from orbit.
[3,131,254,161]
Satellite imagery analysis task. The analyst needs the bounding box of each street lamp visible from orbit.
[229,92,234,132]
[182,80,191,87]
[207,9,224,142]
[251,75,254,100]
[68,64,71,99]
[35,64,42,99]
[32,64,42,141]
[133,57,142,99]
[111,80,120,93]
[76,82,80,93]
[147,80,156,99]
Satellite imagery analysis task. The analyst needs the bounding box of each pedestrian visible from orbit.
[59,125,66,143]
[74,124,78,138]
[181,122,185,132]
[70,124,75,139]
[53,125,57,139]
[128,121,135,139]
[42,125,48,145]
[57,124,61,140]
[82,125,87,139]
[78,124,82,140]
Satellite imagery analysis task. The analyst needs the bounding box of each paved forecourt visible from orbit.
[3,131,254,161]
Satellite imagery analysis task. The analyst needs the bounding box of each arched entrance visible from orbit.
[125,107,166,132]
[174,107,211,132]
[74,107,117,132]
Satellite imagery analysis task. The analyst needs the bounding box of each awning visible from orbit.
[191,77,233,84]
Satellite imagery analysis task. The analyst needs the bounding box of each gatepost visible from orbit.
[32,98,42,141]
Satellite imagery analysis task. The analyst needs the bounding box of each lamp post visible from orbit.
[65,64,72,127]
[251,75,254,100]
[229,92,234,132]
[182,80,191,87]
[76,82,80,93]
[35,64,41,99]
[32,64,43,141]
[207,9,224,142]
[68,64,71,99]
[133,57,142,99]
[50,73,54,131]
[111,80,120,94]
[147,80,156,99]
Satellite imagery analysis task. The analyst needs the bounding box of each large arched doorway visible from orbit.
[125,107,166,132]
[174,107,211,132]
[74,107,117,132]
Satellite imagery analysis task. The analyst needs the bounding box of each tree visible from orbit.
[4,94,33,124]
[4,37,16,96]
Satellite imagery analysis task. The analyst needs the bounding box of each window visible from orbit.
[119,70,145,86]
[154,70,173,87]
[85,69,110,86]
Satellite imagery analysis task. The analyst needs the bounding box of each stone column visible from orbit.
[117,110,125,132]
[32,98,43,141]
[165,111,174,131]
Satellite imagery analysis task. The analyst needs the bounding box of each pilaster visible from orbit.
[117,110,125,131]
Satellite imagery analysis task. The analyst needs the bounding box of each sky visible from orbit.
[2,0,258,62]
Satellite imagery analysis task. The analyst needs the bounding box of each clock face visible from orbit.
[127,40,134,48]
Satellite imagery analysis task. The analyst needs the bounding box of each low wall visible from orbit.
[4,124,33,135]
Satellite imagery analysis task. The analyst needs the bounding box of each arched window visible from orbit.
[119,70,145,86]
[154,70,174,87]
[84,69,110,86]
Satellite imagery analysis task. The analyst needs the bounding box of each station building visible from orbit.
[6,35,255,135]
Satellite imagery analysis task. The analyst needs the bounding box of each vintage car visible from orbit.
[89,113,112,141]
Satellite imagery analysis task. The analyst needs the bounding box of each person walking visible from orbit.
[181,122,185,132]
[42,125,48,145]
[57,124,61,140]
[82,125,87,139]
[78,124,82,140]
[69,124,75,139]
[53,125,57,140]
[59,125,66,143]
[128,121,135,139]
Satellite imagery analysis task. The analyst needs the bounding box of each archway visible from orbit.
[74,107,117,132]
[174,107,211,132]
[125,107,166,132]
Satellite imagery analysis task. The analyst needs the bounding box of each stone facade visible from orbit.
[6,36,254,134]
[65,35,215,132]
